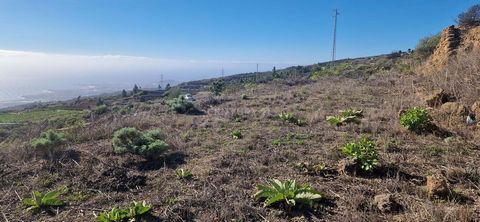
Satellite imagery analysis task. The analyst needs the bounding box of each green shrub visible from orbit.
[31,129,67,160]
[96,201,152,222]
[254,179,323,208]
[209,80,226,96]
[341,137,379,172]
[22,190,65,211]
[241,94,248,100]
[112,127,168,159]
[166,96,194,114]
[414,34,441,60]
[326,109,363,127]
[399,107,431,132]
[94,104,108,115]
[278,112,306,126]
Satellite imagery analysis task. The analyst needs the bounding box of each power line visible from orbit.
[332,9,339,64]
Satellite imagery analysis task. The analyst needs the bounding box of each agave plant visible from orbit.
[22,190,65,211]
[254,179,323,208]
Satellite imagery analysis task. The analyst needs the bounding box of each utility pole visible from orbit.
[256,63,259,73]
[332,9,339,65]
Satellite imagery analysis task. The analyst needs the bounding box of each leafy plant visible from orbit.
[209,80,225,96]
[112,127,168,159]
[341,137,379,172]
[22,190,65,211]
[127,201,152,218]
[166,95,194,114]
[399,107,431,133]
[278,112,306,126]
[241,94,248,100]
[94,104,108,115]
[31,129,67,160]
[326,109,363,126]
[96,201,152,222]
[254,179,323,208]
[175,168,193,179]
[231,130,243,139]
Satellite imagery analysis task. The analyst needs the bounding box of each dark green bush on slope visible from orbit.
[400,107,432,133]
[166,96,194,113]
[112,127,168,159]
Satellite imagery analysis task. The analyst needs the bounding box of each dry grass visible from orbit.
[1,63,480,221]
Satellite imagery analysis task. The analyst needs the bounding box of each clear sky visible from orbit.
[0,0,477,103]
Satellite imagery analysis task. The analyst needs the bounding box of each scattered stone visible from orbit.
[440,102,468,116]
[373,194,402,213]
[466,113,476,125]
[426,175,450,197]
[471,101,480,117]
[424,89,452,107]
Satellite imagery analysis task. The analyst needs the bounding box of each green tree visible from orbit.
[209,80,225,96]
[133,84,139,94]
[121,89,127,97]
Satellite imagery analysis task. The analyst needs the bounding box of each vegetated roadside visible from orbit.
[2,20,480,221]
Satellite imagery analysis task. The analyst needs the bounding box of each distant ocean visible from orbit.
[0,79,174,109]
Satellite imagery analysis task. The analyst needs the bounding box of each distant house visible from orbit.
[137,89,166,101]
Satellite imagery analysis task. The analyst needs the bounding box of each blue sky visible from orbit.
[0,0,476,63]
[0,0,477,98]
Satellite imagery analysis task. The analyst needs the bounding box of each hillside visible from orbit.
[1,27,480,221]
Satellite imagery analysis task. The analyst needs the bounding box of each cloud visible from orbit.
[0,49,297,79]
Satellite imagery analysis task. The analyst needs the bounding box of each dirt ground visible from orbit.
[1,70,480,221]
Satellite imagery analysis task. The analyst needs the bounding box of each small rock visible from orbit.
[440,102,468,115]
[426,175,450,197]
[424,89,449,107]
[373,194,402,213]
[471,101,480,116]
[337,159,355,175]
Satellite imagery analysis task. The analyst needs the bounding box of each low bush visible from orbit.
[414,34,441,61]
[209,80,226,96]
[457,4,480,27]
[341,137,379,172]
[112,127,168,159]
[96,201,152,222]
[94,104,108,115]
[22,190,65,211]
[399,107,431,133]
[31,129,67,160]
[166,96,194,114]
[326,109,363,126]
[254,179,323,208]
